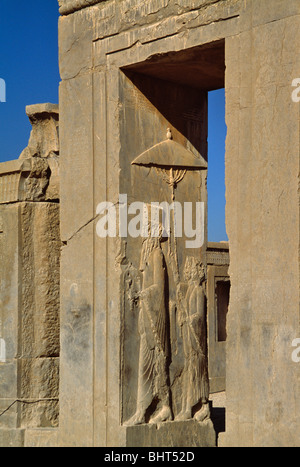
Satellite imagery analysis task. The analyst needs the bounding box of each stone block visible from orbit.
[126,420,216,448]
[0,400,19,430]
[0,429,25,448]
[24,428,58,447]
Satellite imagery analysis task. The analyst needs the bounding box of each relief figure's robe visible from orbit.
[136,247,170,411]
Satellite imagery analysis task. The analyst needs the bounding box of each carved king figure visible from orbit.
[125,223,172,425]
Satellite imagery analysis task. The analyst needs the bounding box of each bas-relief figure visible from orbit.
[124,132,210,427]
[125,223,173,425]
[176,257,210,422]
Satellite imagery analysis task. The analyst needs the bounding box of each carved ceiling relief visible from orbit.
[121,130,210,426]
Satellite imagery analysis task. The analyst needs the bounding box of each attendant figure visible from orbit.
[176,257,210,422]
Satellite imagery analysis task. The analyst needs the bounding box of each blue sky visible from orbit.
[0,0,60,161]
[208,89,228,242]
[0,0,227,242]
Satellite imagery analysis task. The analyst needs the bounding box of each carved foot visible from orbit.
[149,405,173,424]
[194,403,210,423]
[124,410,146,426]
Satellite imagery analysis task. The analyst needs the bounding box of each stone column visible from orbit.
[0,104,60,447]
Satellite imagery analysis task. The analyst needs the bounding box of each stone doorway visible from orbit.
[119,40,227,438]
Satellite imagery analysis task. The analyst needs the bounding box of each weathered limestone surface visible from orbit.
[126,419,216,448]
[24,428,58,448]
[56,0,299,448]
[0,429,25,448]
[0,105,60,447]
[0,0,298,450]
[58,0,237,448]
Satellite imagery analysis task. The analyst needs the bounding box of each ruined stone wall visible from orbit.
[57,0,300,448]
[58,0,237,448]
[0,105,60,447]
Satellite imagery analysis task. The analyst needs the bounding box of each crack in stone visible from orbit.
[64,214,100,244]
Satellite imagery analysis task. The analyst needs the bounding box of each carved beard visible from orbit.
[139,236,160,272]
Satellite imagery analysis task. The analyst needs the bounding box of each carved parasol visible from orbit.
[131,129,207,284]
